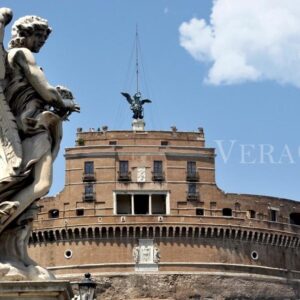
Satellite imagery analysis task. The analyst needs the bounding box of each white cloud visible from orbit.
[179,0,300,87]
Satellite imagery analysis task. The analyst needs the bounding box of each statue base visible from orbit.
[0,280,73,299]
[132,119,145,131]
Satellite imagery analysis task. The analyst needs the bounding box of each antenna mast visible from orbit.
[135,24,139,94]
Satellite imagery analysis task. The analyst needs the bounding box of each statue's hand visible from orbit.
[64,99,80,113]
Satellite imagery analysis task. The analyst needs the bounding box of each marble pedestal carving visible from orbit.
[0,281,74,299]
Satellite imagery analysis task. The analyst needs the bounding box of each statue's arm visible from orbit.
[9,48,65,109]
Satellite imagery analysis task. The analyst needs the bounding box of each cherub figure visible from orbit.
[0,8,79,280]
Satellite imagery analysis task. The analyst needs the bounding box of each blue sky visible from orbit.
[2,1,300,200]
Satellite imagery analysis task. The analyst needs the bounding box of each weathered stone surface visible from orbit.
[64,273,300,300]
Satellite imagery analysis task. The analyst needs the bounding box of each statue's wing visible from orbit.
[0,9,22,179]
[121,92,133,104]
[141,99,152,104]
[0,91,22,179]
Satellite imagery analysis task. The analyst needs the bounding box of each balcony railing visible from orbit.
[82,172,96,182]
[118,171,131,182]
[187,192,199,201]
[82,192,96,201]
[186,171,199,182]
[152,171,165,182]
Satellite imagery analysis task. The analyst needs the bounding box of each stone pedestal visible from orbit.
[0,280,74,300]
[132,119,145,131]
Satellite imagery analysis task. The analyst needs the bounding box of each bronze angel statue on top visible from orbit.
[0,8,79,280]
[121,91,151,119]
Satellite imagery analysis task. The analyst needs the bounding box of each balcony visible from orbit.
[118,171,131,182]
[82,192,96,201]
[186,171,199,182]
[187,192,199,201]
[82,172,96,182]
[152,171,165,182]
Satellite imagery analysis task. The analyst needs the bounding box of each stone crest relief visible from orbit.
[133,239,160,271]
[137,167,146,182]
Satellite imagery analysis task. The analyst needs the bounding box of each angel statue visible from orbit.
[0,8,79,280]
[121,91,151,119]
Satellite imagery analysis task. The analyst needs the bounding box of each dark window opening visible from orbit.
[270,209,277,222]
[116,194,131,214]
[109,141,117,145]
[49,209,59,219]
[85,183,93,194]
[196,208,204,216]
[154,161,162,173]
[249,210,256,219]
[84,161,94,174]
[188,183,197,194]
[83,161,95,181]
[222,208,232,217]
[161,141,168,146]
[152,194,166,214]
[187,161,196,173]
[187,161,198,181]
[118,161,130,181]
[290,213,300,225]
[152,161,164,181]
[187,183,198,200]
[83,183,95,201]
[134,194,149,214]
[76,209,84,216]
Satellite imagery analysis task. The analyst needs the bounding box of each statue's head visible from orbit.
[134,92,141,100]
[8,15,52,53]
[56,85,74,100]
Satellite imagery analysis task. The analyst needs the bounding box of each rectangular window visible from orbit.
[249,210,256,219]
[118,161,131,181]
[84,183,94,195]
[83,183,94,201]
[134,194,149,214]
[187,161,198,181]
[153,161,163,173]
[196,208,204,216]
[161,141,168,146]
[270,209,277,222]
[152,194,166,214]
[119,161,128,174]
[84,161,94,174]
[109,141,117,145]
[76,209,84,216]
[116,194,131,214]
[187,161,196,174]
[188,183,197,194]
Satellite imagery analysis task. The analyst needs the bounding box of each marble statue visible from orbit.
[121,91,151,119]
[0,8,79,280]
